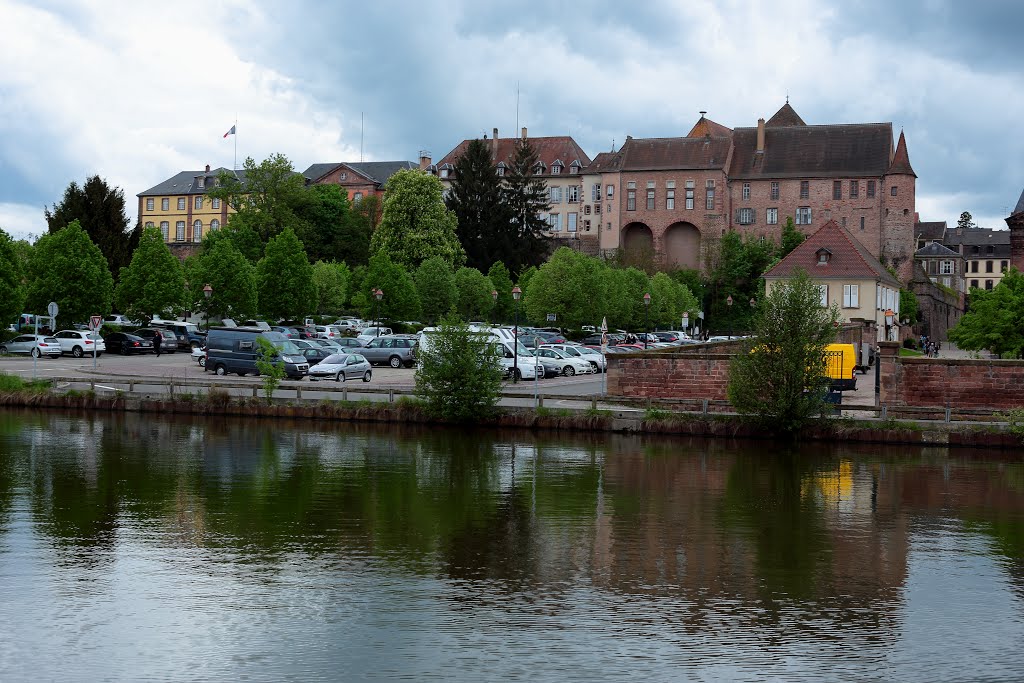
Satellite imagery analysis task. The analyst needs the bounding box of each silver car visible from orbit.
[0,334,63,357]
[53,329,106,357]
[308,353,372,382]
[358,335,417,368]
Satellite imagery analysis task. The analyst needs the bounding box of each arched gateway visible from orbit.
[663,222,701,269]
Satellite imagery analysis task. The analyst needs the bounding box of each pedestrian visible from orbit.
[153,329,162,358]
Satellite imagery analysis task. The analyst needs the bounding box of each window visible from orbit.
[971,261,979,273]
[800,181,809,199]
[970,280,979,289]
[986,261,994,273]
[195,197,203,210]
[796,207,812,225]
[193,220,203,242]
[766,208,778,224]
[817,284,829,307]
[161,198,169,211]
[770,182,779,200]
[850,180,859,198]
[568,213,578,232]
[606,185,614,199]
[145,221,154,230]
[584,219,591,231]
[212,198,221,210]
[353,192,363,202]
[646,188,655,210]
[595,204,601,214]
[440,169,449,178]
[833,181,842,200]
[160,221,169,240]
[550,186,563,203]
[890,186,898,196]
[592,184,601,201]
[742,183,750,200]
[940,260,953,275]
[685,180,695,209]
[570,164,579,175]
[175,221,185,241]
[584,205,591,215]
[177,198,186,210]
[986,280,994,290]
[843,284,859,308]
[146,198,154,211]
[210,219,220,231]
[738,208,754,225]
[548,213,561,232]
[987,245,994,255]
[496,166,505,177]
[817,248,831,265]
[867,180,876,198]
[627,181,636,189]
[339,173,347,181]
[1002,260,1009,272]
[666,189,675,210]
[626,190,636,211]
[567,185,579,203]
[860,216,865,231]
[705,180,715,210]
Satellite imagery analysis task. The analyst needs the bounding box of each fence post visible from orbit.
[703,398,709,415]
[343,387,348,402]
[591,396,597,410]
[880,404,887,419]
[944,406,951,423]
[90,380,95,393]
[169,381,174,399]
[389,389,394,403]
[129,380,134,393]
[295,386,302,400]
[252,385,258,398]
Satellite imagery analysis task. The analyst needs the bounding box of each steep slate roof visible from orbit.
[914,242,960,258]
[138,168,247,196]
[302,161,417,185]
[436,136,591,174]
[887,131,916,177]
[764,220,902,288]
[302,163,338,181]
[1013,187,1024,216]
[729,123,894,179]
[766,102,806,127]
[915,221,947,242]
[584,151,622,173]
[613,136,731,171]
[686,115,733,138]
[943,227,1011,247]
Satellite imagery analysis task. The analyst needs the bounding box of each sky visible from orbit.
[1,0,1022,241]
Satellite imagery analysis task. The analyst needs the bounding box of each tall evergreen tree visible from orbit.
[503,138,551,273]
[445,139,512,271]
[45,175,141,279]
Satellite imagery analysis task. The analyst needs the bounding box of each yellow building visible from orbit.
[137,165,245,245]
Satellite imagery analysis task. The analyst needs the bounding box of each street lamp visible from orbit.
[726,295,733,339]
[373,288,384,337]
[202,284,213,331]
[512,285,522,383]
[491,289,498,325]
[642,292,651,350]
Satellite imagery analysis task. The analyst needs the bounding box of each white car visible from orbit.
[541,343,606,373]
[191,345,206,367]
[0,334,63,357]
[103,314,139,327]
[308,353,372,382]
[53,330,105,357]
[357,326,392,343]
[313,324,347,340]
[532,347,594,376]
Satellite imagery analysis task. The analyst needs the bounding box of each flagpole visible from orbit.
[233,116,237,170]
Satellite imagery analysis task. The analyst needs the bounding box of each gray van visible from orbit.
[205,327,308,379]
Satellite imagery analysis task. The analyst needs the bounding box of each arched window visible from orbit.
[193,220,202,242]
[210,219,220,231]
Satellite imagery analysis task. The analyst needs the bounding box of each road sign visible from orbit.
[47,301,59,318]
[546,313,556,322]
[600,317,608,333]
[682,312,689,329]
[91,315,102,330]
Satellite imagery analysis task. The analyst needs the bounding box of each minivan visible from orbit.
[205,327,309,379]
[151,320,206,350]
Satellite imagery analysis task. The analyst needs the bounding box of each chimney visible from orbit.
[521,127,527,140]
[419,151,431,170]
[492,127,499,158]
[756,118,765,154]
[205,164,211,172]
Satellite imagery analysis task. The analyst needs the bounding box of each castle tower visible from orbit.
[881,130,917,282]
[1006,187,1024,272]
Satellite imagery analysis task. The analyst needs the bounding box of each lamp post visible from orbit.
[726,295,733,339]
[749,297,756,334]
[202,284,213,331]
[512,286,522,383]
[491,289,498,325]
[373,288,383,337]
[642,292,651,350]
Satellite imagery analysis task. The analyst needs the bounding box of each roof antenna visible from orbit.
[699,110,707,119]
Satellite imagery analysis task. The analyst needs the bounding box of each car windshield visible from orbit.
[560,347,581,356]
[323,354,347,365]
[273,341,301,355]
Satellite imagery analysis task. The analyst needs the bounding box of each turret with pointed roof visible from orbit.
[765,101,806,127]
[686,112,733,138]
[1006,186,1024,272]
[887,130,916,177]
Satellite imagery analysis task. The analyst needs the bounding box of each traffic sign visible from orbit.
[600,316,608,333]
[47,301,59,318]
[90,315,102,330]
[546,313,557,322]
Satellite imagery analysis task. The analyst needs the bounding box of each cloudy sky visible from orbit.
[1,0,1022,241]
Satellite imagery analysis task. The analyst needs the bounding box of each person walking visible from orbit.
[153,329,163,358]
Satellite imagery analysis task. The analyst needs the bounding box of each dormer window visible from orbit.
[440,169,449,179]
[496,162,506,177]
[197,176,205,189]
[535,162,546,174]
[816,248,832,265]
[551,160,563,175]
[569,160,582,175]
[339,172,347,181]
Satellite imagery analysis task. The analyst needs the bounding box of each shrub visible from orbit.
[254,336,285,403]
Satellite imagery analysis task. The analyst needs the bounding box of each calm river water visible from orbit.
[0,410,1022,682]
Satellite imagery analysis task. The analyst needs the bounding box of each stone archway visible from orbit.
[622,222,654,253]
[663,222,701,269]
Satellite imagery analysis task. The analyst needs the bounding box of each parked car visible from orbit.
[356,326,392,343]
[205,327,308,379]
[240,320,272,331]
[133,328,178,353]
[271,326,302,338]
[313,324,348,340]
[191,345,206,367]
[0,334,62,357]
[359,335,417,368]
[289,339,320,351]
[150,321,206,349]
[531,347,594,376]
[312,337,363,351]
[541,343,606,373]
[103,332,154,355]
[308,353,372,382]
[300,346,333,366]
[53,330,105,357]
[103,314,139,327]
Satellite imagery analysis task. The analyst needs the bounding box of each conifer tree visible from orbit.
[503,138,551,273]
[446,139,512,271]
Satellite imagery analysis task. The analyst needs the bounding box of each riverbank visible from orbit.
[1,386,1020,450]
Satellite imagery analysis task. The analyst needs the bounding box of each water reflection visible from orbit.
[1,410,1023,681]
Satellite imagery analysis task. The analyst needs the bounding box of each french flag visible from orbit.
[223,125,236,138]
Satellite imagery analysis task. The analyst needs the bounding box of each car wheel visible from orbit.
[389,355,402,369]
[513,368,522,381]
[31,348,40,358]
[214,364,227,376]
[198,356,206,368]
[0,346,7,355]
[336,371,344,382]
[362,370,372,382]
[563,366,575,376]
[72,346,84,358]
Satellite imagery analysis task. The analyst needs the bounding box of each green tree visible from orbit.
[210,154,308,246]
[26,220,113,328]
[254,336,286,402]
[114,227,186,324]
[45,175,141,280]
[371,169,465,270]
[311,260,350,315]
[957,211,977,232]
[486,261,514,323]
[727,270,840,433]
[669,268,706,306]
[524,247,605,328]
[414,256,457,325]
[503,138,552,273]
[780,216,805,258]
[948,269,1024,357]
[0,229,26,327]
[601,266,648,330]
[647,272,700,329]
[184,233,257,322]
[900,288,920,324]
[256,227,316,320]
[446,139,514,271]
[415,312,503,422]
[453,267,495,321]
[706,231,774,333]
[361,253,422,322]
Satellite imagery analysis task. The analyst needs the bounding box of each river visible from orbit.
[0,409,1022,681]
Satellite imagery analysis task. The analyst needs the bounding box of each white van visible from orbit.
[417,325,539,380]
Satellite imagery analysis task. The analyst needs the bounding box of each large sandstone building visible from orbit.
[581,102,918,280]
